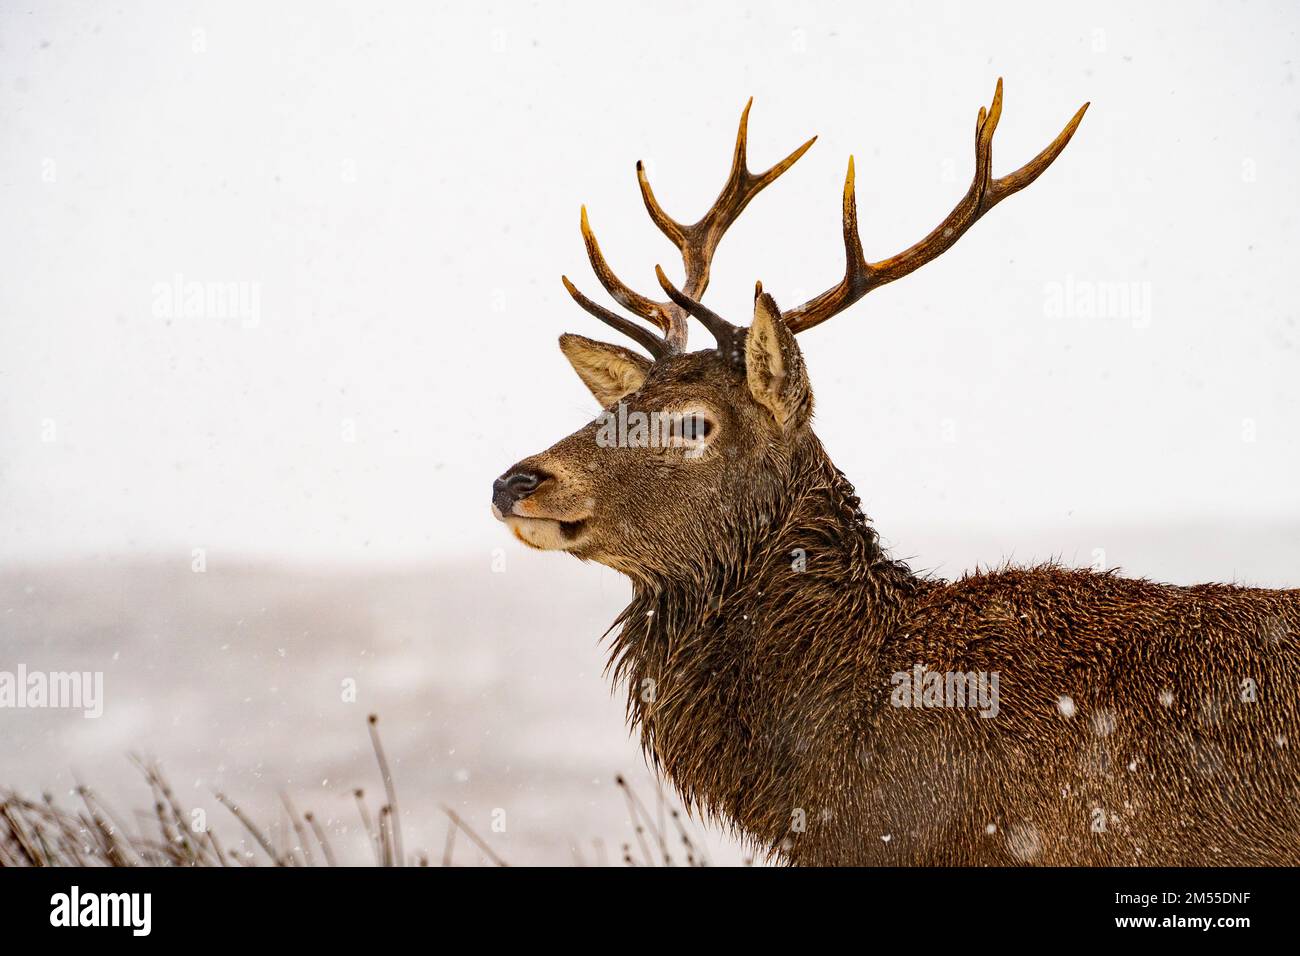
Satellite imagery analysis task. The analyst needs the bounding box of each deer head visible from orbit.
[493,81,1087,581]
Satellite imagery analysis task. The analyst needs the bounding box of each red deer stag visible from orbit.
[492,81,1299,865]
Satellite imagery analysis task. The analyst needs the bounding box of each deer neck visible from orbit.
[606,436,924,824]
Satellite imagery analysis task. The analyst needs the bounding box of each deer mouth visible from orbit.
[496,512,590,551]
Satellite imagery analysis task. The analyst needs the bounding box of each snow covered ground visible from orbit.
[2,521,1295,865]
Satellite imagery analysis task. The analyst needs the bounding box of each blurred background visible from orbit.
[1,0,1297,864]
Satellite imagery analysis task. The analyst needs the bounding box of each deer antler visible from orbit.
[782,79,1088,334]
[562,100,816,357]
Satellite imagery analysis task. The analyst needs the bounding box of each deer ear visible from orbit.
[559,333,651,407]
[746,291,811,430]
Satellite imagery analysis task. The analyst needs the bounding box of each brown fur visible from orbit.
[495,91,1298,864]
[498,339,1300,866]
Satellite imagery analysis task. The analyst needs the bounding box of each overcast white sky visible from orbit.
[1,0,1297,564]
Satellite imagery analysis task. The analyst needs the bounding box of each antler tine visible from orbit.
[783,79,1089,334]
[654,265,742,349]
[639,99,817,296]
[578,205,680,338]
[561,276,669,359]
[569,100,816,356]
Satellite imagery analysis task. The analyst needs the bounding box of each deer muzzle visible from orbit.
[492,467,546,519]
[491,462,591,551]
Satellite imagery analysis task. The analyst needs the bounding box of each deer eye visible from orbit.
[670,412,714,443]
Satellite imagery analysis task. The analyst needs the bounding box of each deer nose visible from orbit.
[492,468,548,518]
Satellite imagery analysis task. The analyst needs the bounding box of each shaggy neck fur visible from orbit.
[607,434,929,853]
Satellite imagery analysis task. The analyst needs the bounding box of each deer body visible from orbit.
[493,84,1300,865]
[614,435,1300,865]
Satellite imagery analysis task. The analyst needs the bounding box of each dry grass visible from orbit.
[0,714,723,867]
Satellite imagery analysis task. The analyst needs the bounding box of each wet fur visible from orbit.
[504,331,1300,866]
[607,433,1300,865]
